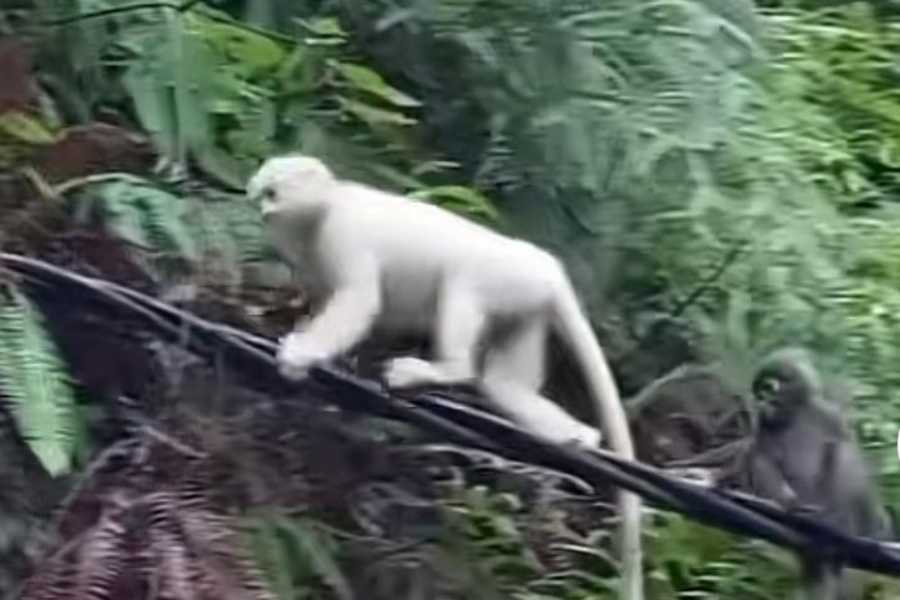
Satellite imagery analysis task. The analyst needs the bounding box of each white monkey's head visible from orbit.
[246,154,337,222]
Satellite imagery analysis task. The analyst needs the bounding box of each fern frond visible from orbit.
[72,514,127,600]
[85,174,200,262]
[190,195,272,266]
[246,514,352,600]
[71,175,275,282]
[0,287,77,476]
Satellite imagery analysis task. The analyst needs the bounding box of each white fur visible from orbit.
[245,154,634,446]
[248,154,642,598]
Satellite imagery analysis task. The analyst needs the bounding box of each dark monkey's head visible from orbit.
[751,347,823,427]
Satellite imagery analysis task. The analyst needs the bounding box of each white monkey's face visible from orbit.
[246,154,335,222]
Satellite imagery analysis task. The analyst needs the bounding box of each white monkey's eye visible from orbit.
[259,186,279,220]
[259,187,277,207]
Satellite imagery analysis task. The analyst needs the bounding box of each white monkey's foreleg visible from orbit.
[279,281,381,381]
[384,282,485,388]
[479,317,602,448]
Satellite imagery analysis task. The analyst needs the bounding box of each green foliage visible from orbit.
[0,111,56,146]
[0,111,57,167]
[69,173,274,283]
[13,0,900,597]
[20,429,279,600]
[35,2,495,219]
[646,511,794,599]
[336,0,900,466]
[445,486,542,588]
[409,185,499,222]
[0,287,79,476]
[326,0,772,314]
[31,0,497,247]
[747,6,900,501]
[331,61,421,109]
[245,513,351,600]
[764,6,899,205]
[442,485,618,599]
[77,174,200,261]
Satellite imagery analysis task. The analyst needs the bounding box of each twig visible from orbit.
[617,239,748,368]
[35,0,204,27]
[34,0,297,46]
[140,424,206,459]
[670,239,749,318]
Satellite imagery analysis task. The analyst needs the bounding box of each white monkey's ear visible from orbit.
[293,157,333,182]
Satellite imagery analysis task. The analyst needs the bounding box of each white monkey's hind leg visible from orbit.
[479,317,602,448]
[384,283,485,388]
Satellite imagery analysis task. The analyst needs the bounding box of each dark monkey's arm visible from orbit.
[747,451,799,508]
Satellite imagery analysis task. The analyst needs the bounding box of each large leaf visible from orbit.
[331,61,422,108]
[199,18,286,76]
[122,14,216,166]
[337,98,416,126]
[0,111,56,145]
[410,185,499,221]
[0,288,78,476]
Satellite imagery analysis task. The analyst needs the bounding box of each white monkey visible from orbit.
[247,154,643,599]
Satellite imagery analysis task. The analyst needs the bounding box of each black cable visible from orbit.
[4,252,900,576]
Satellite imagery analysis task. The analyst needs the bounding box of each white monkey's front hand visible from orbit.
[277,332,331,381]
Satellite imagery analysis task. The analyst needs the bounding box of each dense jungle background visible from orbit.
[3,0,900,598]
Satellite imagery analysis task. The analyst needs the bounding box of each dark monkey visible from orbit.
[741,347,890,600]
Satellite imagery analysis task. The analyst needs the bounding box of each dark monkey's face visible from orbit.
[751,348,820,427]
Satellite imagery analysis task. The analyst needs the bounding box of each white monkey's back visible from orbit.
[325,182,564,327]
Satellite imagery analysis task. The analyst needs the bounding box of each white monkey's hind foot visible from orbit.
[560,423,603,449]
[384,357,438,388]
[551,420,602,448]
[480,378,602,448]
[383,356,475,388]
[522,416,601,448]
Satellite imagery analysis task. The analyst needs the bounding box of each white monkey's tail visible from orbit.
[550,277,644,600]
